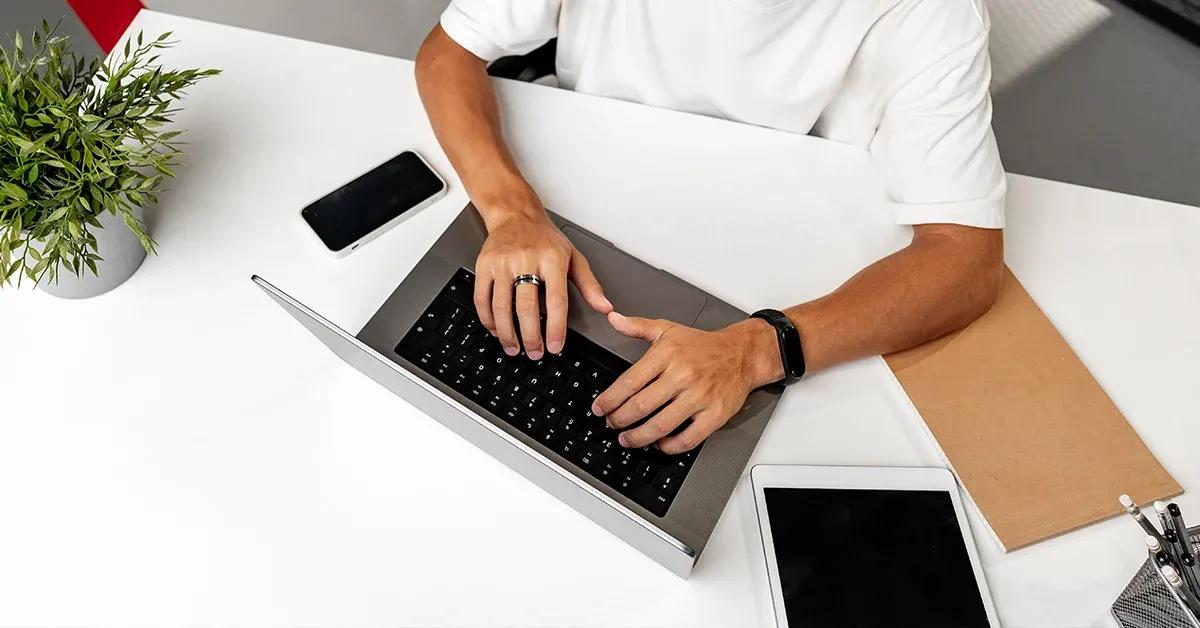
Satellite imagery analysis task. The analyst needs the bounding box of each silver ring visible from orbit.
[513,273,543,288]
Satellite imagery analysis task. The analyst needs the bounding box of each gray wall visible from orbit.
[1,0,100,58]
[992,0,1200,207]
[144,0,448,60]
[86,0,1200,208]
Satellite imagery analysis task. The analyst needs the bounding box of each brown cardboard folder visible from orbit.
[884,268,1180,551]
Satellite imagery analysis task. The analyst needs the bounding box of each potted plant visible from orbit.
[0,21,218,298]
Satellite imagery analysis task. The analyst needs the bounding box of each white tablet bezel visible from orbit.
[750,465,999,628]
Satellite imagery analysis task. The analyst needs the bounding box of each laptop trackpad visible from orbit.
[562,225,708,362]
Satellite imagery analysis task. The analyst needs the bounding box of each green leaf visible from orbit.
[0,182,28,202]
[45,205,69,222]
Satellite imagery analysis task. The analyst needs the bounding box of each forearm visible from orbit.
[414,25,541,228]
[740,224,1005,386]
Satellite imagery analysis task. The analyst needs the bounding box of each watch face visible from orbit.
[780,325,805,379]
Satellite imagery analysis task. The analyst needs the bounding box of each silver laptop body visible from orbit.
[254,205,782,577]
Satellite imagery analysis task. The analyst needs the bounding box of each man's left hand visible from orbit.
[592,312,782,454]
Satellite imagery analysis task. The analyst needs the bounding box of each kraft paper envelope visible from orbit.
[885,268,1181,551]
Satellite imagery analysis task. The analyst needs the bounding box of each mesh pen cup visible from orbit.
[1113,527,1200,628]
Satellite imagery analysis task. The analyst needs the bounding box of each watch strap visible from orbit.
[750,309,806,385]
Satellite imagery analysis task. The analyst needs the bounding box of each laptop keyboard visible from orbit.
[395,268,700,517]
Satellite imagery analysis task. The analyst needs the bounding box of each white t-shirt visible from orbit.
[441,0,1006,228]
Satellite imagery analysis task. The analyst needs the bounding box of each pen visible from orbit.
[1170,504,1196,557]
[1182,555,1200,602]
[1168,503,1200,595]
[1157,501,1173,535]
[1161,565,1200,618]
[1159,501,1185,566]
[1148,535,1175,567]
[1121,494,1168,548]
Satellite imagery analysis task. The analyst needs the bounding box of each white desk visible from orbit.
[1,11,1197,627]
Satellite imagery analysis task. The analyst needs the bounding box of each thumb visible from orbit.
[569,248,613,314]
[608,311,672,343]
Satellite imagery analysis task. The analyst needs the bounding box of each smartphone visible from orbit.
[301,151,447,257]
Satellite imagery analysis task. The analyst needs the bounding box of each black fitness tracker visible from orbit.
[750,309,806,385]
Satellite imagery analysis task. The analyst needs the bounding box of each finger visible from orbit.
[569,249,613,314]
[606,377,680,429]
[543,262,569,356]
[472,266,496,335]
[515,282,544,359]
[618,399,696,449]
[593,350,666,417]
[656,408,723,454]
[491,274,519,356]
[608,312,673,343]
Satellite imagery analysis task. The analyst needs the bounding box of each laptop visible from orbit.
[253,205,782,577]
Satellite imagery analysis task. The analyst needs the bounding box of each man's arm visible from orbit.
[415,26,535,221]
[595,223,1004,454]
[416,26,611,360]
[766,223,1004,376]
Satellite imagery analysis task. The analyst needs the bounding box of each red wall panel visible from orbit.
[66,0,144,53]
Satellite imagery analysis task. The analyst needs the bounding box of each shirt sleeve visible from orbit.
[440,0,561,63]
[870,0,1006,229]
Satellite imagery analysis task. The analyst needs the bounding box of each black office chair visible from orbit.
[487,39,557,82]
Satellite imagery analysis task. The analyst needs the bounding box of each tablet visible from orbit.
[751,465,999,628]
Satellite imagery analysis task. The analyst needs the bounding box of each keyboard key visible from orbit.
[539,426,562,447]
[436,320,459,339]
[415,349,435,368]
[520,393,543,412]
[654,471,680,496]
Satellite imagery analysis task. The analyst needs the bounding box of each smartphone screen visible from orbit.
[301,151,445,253]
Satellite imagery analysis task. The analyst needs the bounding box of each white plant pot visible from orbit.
[36,207,148,299]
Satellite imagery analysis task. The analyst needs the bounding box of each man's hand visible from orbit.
[592,313,782,454]
[416,26,612,359]
[474,209,612,360]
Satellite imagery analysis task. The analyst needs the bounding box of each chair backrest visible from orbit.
[487,38,557,82]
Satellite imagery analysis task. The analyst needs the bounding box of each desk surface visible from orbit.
[1,11,1198,627]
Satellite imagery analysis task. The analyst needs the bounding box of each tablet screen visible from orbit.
[764,487,989,628]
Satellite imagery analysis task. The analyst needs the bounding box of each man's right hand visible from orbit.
[414,26,611,357]
[474,207,613,360]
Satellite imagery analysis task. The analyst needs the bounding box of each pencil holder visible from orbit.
[1113,527,1200,628]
